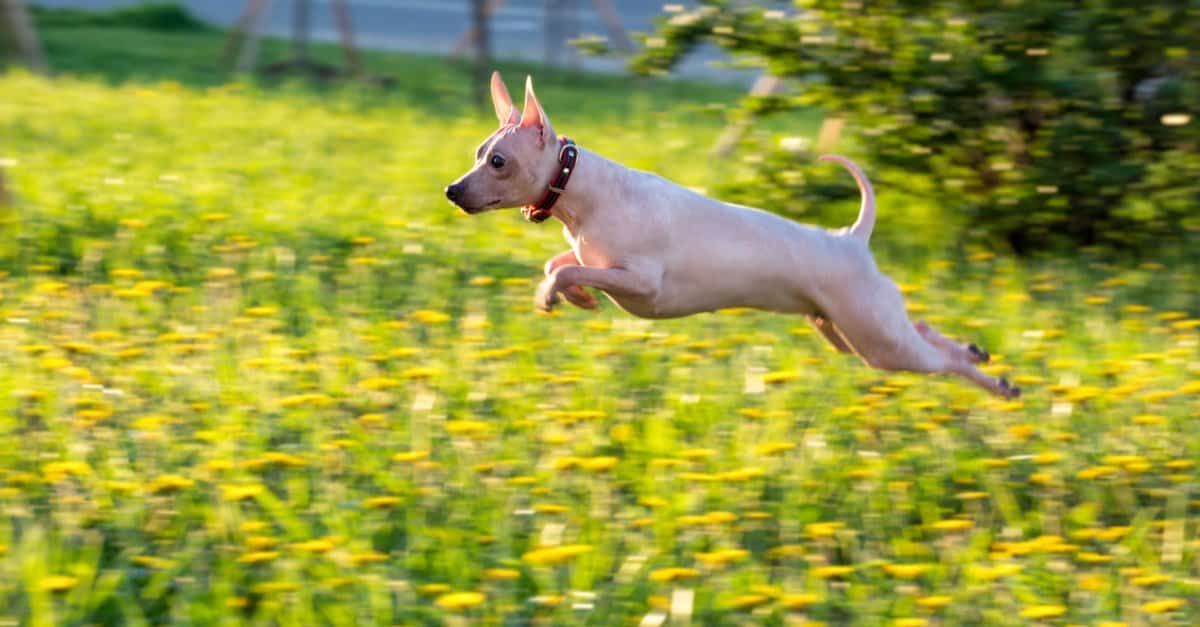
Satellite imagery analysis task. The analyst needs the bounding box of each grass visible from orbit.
[0,9,1198,626]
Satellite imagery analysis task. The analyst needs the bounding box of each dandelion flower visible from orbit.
[521,544,592,566]
[435,591,485,610]
[1142,599,1185,613]
[649,567,700,583]
[39,575,79,592]
[1019,605,1066,619]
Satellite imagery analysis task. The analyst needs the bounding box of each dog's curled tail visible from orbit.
[818,154,876,243]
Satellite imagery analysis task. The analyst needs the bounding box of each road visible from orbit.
[31,0,754,82]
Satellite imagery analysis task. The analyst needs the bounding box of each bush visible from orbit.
[630,1,1199,253]
[30,3,212,32]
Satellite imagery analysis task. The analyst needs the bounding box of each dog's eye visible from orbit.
[490,154,506,169]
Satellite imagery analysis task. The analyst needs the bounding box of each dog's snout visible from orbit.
[445,183,463,202]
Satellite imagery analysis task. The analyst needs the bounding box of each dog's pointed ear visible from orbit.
[520,75,554,145]
[490,71,519,126]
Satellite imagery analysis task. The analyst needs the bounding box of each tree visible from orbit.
[631,1,1199,253]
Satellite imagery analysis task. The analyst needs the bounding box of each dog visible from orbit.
[445,73,1020,399]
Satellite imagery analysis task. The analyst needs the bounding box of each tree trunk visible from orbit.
[292,0,311,63]
[471,0,489,110]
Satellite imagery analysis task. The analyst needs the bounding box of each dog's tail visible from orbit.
[819,154,876,243]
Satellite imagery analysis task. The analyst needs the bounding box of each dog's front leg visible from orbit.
[543,250,598,310]
[535,264,660,313]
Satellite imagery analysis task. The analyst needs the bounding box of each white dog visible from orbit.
[446,73,1019,399]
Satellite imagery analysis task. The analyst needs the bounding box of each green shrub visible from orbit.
[630,1,1199,253]
[30,3,212,32]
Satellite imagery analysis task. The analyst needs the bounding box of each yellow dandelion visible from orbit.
[1019,605,1066,619]
[418,583,452,596]
[695,548,750,567]
[930,519,974,532]
[483,568,520,581]
[221,484,264,501]
[1131,574,1170,587]
[521,544,592,566]
[812,565,854,579]
[882,563,933,579]
[363,496,403,509]
[649,567,700,583]
[916,595,952,610]
[410,310,451,324]
[147,474,195,494]
[237,551,280,565]
[1142,599,1185,613]
[39,575,79,592]
[291,538,337,554]
[435,591,485,610]
[894,619,928,627]
[780,592,822,610]
[351,551,388,565]
[393,450,430,463]
[723,594,769,610]
[755,441,797,455]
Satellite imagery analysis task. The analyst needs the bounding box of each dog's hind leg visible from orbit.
[822,276,1018,398]
[913,320,990,364]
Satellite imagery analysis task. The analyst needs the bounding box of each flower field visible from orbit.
[1,67,1199,625]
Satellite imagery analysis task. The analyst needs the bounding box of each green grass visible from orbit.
[0,12,1198,627]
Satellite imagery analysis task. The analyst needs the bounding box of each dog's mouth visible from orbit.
[460,199,502,215]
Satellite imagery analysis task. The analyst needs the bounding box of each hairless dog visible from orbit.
[446,73,1019,399]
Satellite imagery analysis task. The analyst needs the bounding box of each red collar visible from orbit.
[522,137,577,223]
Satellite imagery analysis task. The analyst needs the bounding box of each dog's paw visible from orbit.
[533,278,560,312]
[998,376,1021,400]
[967,343,991,364]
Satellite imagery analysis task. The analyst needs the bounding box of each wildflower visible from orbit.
[882,563,933,579]
[1131,574,1170,587]
[221,484,264,501]
[895,619,928,627]
[393,450,430,463]
[1141,599,1185,613]
[435,591,485,610]
[291,538,337,554]
[521,544,592,566]
[649,567,700,583]
[351,551,388,565]
[418,583,452,596]
[695,549,750,567]
[780,593,822,610]
[812,565,854,579]
[1019,605,1066,619]
[483,568,520,581]
[147,474,195,494]
[39,575,79,592]
[237,551,279,564]
[756,441,796,455]
[722,594,769,610]
[363,496,403,509]
[929,519,973,532]
[410,310,451,324]
[916,595,952,609]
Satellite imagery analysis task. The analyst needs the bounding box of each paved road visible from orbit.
[32,0,754,82]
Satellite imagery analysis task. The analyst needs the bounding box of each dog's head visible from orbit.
[445,73,561,215]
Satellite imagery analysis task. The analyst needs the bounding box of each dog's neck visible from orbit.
[546,145,622,235]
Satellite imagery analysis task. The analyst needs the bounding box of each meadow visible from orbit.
[1,16,1199,626]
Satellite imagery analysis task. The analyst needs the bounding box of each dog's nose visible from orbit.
[445,183,463,202]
